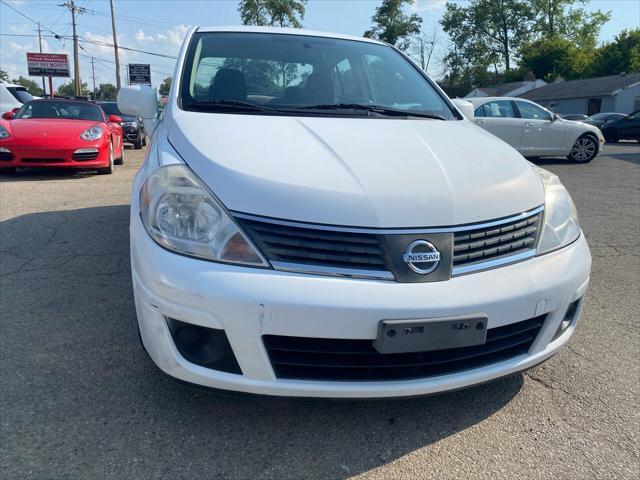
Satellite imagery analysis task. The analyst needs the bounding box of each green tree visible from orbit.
[96,83,117,100]
[531,0,610,50]
[0,69,9,82]
[519,36,589,81]
[238,0,307,28]
[441,0,534,72]
[10,76,44,96]
[588,29,640,77]
[57,79,89,97]
[159,77,172,96]
[364,0,422,50]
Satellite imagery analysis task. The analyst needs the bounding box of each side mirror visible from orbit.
[2,111,15,120]
[11,107,20,114]
[451,98,475,120]
[551,113,559,122]
[108,114,123,124]
[118,85,158,134]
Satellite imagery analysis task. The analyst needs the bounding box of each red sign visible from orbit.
[26,53,70,77]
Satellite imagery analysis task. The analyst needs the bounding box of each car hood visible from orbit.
[8,118,99,141]
[168,112,544,228]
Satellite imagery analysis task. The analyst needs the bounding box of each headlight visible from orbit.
[0,126,10,139]
[535,166,581,255]
[80,125,103,141]
[139,164,268,267]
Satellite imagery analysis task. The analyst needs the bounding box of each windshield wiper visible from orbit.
[186,100,275,113]
[296,103,447,120]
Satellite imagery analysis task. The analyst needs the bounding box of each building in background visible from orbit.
[465,73,547,98]
[518,73,640,115]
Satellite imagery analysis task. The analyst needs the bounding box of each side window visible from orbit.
[628,110,640,120]
[474,105,485,117]
[481,100,516,118]
[516,101,552,121]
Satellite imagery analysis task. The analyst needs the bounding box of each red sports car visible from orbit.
[0,99,124,175]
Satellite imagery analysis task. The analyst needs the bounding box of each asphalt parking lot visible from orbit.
[1,143,639,479]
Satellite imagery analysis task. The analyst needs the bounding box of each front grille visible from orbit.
[236,207,542,279]
[263,316,545,381]
[238,219,388,271]
[0,152,13,161]
[72,151,99,161]
[22,158,65,163]
[453,213,542,268]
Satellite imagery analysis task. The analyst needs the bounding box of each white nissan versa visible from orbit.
[119,26,591,398]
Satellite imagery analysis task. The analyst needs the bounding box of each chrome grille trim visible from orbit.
[271,261,395,280]
[232,206,544,235]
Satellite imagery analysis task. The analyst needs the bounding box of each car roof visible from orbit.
[464,96,527,105]
[0,81,26,89]
[195,25,386,46]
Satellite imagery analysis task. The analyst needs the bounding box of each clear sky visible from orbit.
[1,0,639,92]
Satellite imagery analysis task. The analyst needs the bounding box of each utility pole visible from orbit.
[36,22,46,95]
[109,0,121,89]
[60,1,87,97]
[90,57,97,99]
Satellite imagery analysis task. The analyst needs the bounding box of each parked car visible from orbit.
[583,112,627,129]
[118,26,591,398]
[559,114,587,121]
[466,97,604,163]
[0,99,124,174]
[599,110,640,142]
[95,101,146,149]
[0,81,34,114]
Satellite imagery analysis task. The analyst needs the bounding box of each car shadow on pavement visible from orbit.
[1,205,524,480]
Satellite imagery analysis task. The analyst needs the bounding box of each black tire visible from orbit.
[568,135,599,163]
[142,135,147,147]
[115,144,124,165]
[98,143,114,174]
[0,167,16,175]
[134,134,143,149]
[605,132,619,143]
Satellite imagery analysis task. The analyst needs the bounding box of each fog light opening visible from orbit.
[553,298,582,340]
[166,318,242,374]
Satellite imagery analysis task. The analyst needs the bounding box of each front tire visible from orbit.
[98,142,114,174]
[0,167,16,175]
[115,143,124,166]
[568,135,598,163]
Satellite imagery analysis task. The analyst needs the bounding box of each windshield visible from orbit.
[15,101,104,122]
[8,87,34,104]
[180,32,456,119]
[589,113,623,121]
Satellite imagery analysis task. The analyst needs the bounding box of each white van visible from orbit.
[119,26,591,398]
[0,81,34,114]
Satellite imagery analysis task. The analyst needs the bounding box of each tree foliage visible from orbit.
[588,29,640,77]
[441,0,533,72]
[364,0,422,50]
[440,0,618,90]
[159,77,172,96]
[0,69,9,82]
[57,79,89,97]
[531,0,610,49]
[238,0,307,28]
[96,83,117,100]
[519,37,589,81]
[11,76,44,96]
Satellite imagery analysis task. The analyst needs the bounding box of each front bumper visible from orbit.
[0,143,110,168]
[131,213,591,398]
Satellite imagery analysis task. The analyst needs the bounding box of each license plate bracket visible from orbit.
[373,315,488,354]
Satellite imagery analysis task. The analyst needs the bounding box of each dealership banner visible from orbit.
[26,53,70,77]
[128,64,151,85]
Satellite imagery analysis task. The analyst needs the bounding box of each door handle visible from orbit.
[525,122,534,126]
[475,119,486,124]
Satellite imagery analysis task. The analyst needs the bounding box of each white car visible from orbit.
[119,26,591,398]
[0,81,35,115]
[466,97,604,163]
